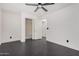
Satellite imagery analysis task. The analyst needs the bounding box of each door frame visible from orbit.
[25,18,32,40]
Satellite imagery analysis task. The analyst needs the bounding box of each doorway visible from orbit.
[25,18,32,39]
[42,19,47,39]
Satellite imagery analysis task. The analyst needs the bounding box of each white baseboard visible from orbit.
[47,39,79,51]
[20,39,25,43]
[0,43,2,45]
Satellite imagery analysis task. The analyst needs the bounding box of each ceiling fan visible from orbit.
[25,3,55,12]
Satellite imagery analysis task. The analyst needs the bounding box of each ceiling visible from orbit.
[0,3,75,16]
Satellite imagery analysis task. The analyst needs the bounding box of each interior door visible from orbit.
[25,18,32,39]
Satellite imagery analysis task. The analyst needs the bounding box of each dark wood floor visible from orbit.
[0,38,79,56]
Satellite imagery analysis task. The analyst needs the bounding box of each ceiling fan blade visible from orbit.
[34,7,39,12]
[41,7,48,12]
[25,3,38,6]
[43,3,55,6]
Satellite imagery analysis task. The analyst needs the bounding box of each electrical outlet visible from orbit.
[66,40,69,43]
[47,27,49,30]
[10,36,12,39]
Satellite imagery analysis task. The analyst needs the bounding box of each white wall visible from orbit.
[42,19,47,37]
[0,3,44,43]
[0,8,42,43]
[2,10,21,43]
[34,18,42,39]
[47,4,79,51]
[0,8,2,44]
[21,12,42,41]
[20,12,26,42]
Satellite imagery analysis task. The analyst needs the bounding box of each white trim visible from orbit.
[20,39,25,43]
[47,39,79,51]
[0,43,2,45]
